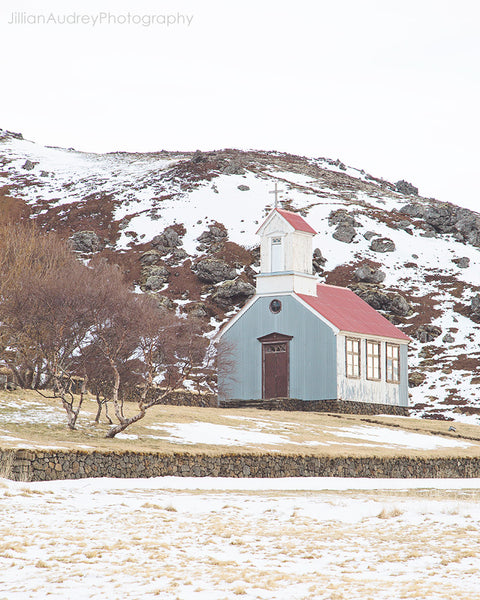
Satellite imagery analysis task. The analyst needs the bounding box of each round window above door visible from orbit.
[269,299,282,314]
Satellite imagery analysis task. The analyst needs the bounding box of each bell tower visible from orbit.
[255,206,318,296]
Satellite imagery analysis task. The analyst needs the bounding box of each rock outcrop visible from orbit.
[395,180,418,195]
[69,231,105,253]
[192,258,237,284]
[312,248,326,274]
[369,237,395,253]
[183,302,208,318]
[350,284,412,317]
[140,249,163,266]
[141,266,170,291]
[333,225,356,243]
[400,202,480,247]
[151,226,184,255]
[408,372,426,387]
[212,279,255,308]
[157,296,175,310]
[222,158,245,175]
[452,257,470,269]
[196,224,228,252]
[471,295,480,321]
[22,159,38,171]
[329,209,360,244]
[354,264,386,284]
[415,325,442,343]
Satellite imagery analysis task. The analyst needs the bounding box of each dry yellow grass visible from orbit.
[1,388,480,458]
[377,506,403,519]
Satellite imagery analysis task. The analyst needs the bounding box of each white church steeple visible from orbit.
[255,207,318,296]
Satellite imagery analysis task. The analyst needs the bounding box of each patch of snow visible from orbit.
[0,401,66,426]
[148,421,298,446]
[5,475,480,494]
[115,432,138,440]
[2,475,480,599]
[330,425,472,450]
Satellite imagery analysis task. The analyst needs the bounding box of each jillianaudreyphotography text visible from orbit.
[7,11,194,27]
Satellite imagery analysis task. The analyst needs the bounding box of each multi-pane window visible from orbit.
[346,338,360,378]
[386,343,400,383]
[366,341,381,380]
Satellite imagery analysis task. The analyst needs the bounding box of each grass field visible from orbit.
[1,389,480,458]
[3,391,480,599]
[2,476,480,600]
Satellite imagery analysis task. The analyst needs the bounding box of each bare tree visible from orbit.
[3,261,101,428]
[0,225,106,427]
[76,344,114,424]
[0,225,211,435]
[0,225,77,385]
[90,287,208,438]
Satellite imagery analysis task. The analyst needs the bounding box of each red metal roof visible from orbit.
[297,284,410,341]
[276,209,317,234]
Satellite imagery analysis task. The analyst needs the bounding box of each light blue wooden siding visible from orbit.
[219,295,337,401]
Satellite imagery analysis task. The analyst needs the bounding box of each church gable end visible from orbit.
[218,199,408,410]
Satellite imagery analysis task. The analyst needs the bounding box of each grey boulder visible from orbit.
[193,258,236,284]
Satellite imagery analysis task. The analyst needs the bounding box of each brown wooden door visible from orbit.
[258,333,292,399]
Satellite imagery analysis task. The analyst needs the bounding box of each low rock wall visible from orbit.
[263,398,410,416]
[2,448,479,482]
[221,398,409,416]
[147,390,218,408]
[144,392,407,415]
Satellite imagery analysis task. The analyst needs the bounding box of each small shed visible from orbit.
[218,208,409,408]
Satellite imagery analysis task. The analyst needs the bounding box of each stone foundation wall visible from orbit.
[262,398,409,416]
[2,448,479,482]
[141,392,406,415]
[220,398,409,416]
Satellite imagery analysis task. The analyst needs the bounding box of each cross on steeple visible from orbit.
[269,182,283,208]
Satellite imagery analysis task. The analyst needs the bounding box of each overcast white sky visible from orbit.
[1,0,479,210]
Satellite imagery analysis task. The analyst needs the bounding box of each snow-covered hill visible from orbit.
[1,128,480,423]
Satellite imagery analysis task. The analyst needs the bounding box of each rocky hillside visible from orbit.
[1,128,480,423]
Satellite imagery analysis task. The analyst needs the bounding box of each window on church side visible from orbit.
[366,340,381,381]
[346,338,360,378]
[386,343,400,383]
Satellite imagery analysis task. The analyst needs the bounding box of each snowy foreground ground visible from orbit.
[2,477,480,600]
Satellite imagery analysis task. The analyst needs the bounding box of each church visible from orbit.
[217,207,410,410]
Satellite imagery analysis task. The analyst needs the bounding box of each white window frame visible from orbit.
[366,340,381,381]
[345,337,361,379]
[270,236,284,271]
[386,343,400,383]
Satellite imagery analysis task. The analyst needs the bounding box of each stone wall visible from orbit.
[2,448,479,482]
[220,397,409,416]
[148,390,217,408]
[135,392,407,415]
